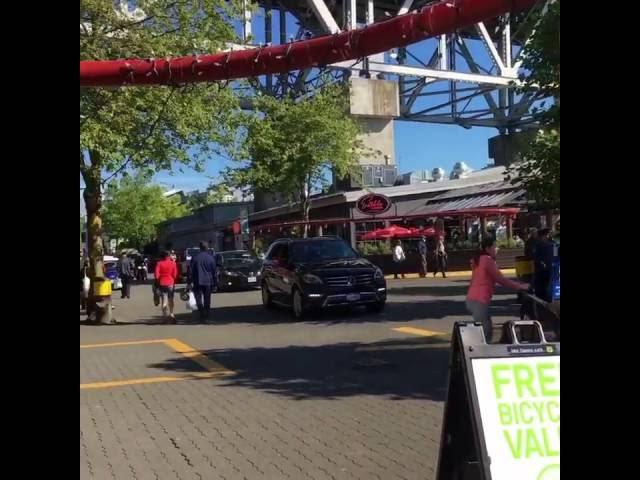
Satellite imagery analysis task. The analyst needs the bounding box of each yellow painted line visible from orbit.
[80,338,234,390]
[81,376,184,390]
[80,339,167,349]
[163,338,233,374]
[80,371,233,390]
[392,326,445,337]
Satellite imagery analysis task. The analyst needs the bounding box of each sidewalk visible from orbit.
[384,268,516,280]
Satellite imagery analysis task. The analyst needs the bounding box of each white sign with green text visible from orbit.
[472,356,560,480]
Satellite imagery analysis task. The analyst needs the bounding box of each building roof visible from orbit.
[249,167,509,222]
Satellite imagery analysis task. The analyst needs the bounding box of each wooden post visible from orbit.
[506,216,513,241]
[459,216,466,240]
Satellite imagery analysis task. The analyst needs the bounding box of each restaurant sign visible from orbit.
[356,193,392,215]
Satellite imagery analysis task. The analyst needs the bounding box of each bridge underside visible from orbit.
[243,0,549,132]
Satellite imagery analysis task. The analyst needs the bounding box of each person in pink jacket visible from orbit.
[467,237,529,342]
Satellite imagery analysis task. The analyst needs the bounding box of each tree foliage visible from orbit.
[224,85,365,234]
[506,1,560,208]
[103,175,188,250]
[80,0,243,295]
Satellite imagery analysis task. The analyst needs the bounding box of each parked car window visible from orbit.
[267,242,289,262]
[291,240,358,263]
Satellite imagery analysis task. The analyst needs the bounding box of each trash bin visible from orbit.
[515,255,534,281]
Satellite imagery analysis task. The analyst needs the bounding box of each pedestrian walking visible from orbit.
[418,236,428,277]
[188,241,217,320]
[466,237,529,342]
[155,251,178,323]
[117,253,134,299]
[392,240,406,279]
[433,235,448,278]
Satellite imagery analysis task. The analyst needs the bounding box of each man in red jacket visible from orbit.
[155,250,178,323]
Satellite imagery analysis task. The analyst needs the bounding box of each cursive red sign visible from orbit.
[356,193,392,215]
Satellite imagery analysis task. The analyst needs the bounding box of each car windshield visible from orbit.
[290,240,358,263]
[220,251,256,267]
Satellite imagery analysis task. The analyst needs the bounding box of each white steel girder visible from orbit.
[243,0,547,130]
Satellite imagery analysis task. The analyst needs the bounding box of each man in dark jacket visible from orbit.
[117,253,134,299]
[417,236,428,277]
[189,241,217,320]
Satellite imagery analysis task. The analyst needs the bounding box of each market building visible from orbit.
[248,166,547,248]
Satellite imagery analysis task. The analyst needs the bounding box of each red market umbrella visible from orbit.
[361,225,412,241]
[395,227,439,239]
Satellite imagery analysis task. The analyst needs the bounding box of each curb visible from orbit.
[384,268,516,280]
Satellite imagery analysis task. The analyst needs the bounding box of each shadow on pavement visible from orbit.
[386,284,470,297]
[80,296,521,326]
[147,336,452,401]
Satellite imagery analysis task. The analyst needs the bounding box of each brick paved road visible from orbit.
[80,278,521,479]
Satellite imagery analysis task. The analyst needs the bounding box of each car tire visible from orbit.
[366,301,386,314]
[261,282,274,308]
[291,288,306,320]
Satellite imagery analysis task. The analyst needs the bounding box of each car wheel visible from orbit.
[366,301,386,314]
[292,288,306,320]
[261,282,273,308]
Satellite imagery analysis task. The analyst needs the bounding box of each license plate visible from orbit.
[248,276,257,283]
[346,293,360,302]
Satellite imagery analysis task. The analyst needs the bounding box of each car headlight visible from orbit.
[303,274,324,284]
[374,268,384,280]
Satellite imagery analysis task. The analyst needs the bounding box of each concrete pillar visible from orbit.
[507,216,513,241]
[316,224,323,237]
[349,78,399,167]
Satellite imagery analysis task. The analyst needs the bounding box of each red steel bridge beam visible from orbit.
[80,0,537,87]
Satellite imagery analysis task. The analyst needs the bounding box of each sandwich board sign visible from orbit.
[436,321,560,480]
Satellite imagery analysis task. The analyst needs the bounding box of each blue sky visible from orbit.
[153,123,494,192]
[153,8,504,192]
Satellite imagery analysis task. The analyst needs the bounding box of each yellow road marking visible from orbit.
[80,338,234,390]
[80,371,233,390]
[163,338,232,373]
[80,339,167,349]
[392,326,445,337]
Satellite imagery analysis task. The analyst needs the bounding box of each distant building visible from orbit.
[156,201,253,252]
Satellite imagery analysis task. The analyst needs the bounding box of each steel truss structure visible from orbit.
[247,0,549,131]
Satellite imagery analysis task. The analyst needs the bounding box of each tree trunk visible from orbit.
[81,151,111,323]
[302,200,310,238]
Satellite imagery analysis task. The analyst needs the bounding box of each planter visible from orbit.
[364,248,523,275]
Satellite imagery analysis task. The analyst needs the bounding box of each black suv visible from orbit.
[260,237,387,319]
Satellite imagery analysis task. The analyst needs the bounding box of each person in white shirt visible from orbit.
[393,240,406,279]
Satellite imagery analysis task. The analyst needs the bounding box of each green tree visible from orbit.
[80,0,243,314]
[103,175,188,250]
[225,85,365,236]
[506,1,560,208]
